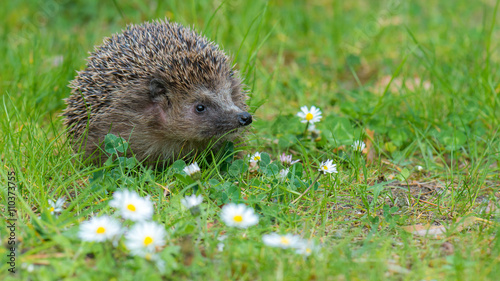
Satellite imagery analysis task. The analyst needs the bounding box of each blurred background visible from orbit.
[1,0,499,164]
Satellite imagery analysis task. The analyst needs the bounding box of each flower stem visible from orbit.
[302,122,310,138]
[291,173,322,204]
[196,180,218,208]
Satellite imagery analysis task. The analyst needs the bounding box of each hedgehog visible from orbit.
[63,19,252,166]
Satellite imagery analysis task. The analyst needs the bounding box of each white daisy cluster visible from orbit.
[262,232,319,256]
[78,189,168,269]
[215,202,320,257]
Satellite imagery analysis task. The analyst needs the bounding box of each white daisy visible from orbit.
[109,189,153,221]
[217,235,227,252]
[79,216,122,242]
[318,159,337,174]
[262,233,302,249]
[183,162,201,177]
[279,168,290,180]
[416,165,424,171]
[48,197,66,214]
[21,263,35,273]
[181,194,203,216]
[352,140,366,152]
[248,152,262,163]
[125,221,167,257]
[307,123,321,134]
[295,240,320,256]
[181,194,203,209]
[279,153,300,166]
[297,106,322,124]
[217,242,225,252]
[220,203,259,229]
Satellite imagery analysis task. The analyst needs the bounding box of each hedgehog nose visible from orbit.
[238,112,252,126]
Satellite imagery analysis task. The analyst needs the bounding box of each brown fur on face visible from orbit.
[63,20,251,165]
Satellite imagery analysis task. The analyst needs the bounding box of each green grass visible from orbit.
[1,0,500,280]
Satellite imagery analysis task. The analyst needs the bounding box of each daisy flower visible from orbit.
[297,106,322,124]
[181,194,203,216]
[352,140,366,152]
[21,263,35,273]
[262,233,302,249]
[220,203,259,229]
[279,153,300,166]
[318,159,337,174]
[109,189,153,221]
[295,240,320,256]
[248,152,262,163]
[181,194,203,209]
[183,162,201,178]
[217,235,227,252]
[48,197,66,214]
[79,216,122,242]
[125,221,167,257]
[279,168,290,180]
[307,123,321,134]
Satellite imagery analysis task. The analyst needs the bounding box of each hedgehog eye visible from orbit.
[195,104,206,113]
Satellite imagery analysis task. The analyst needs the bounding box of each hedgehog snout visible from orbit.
[237,112,252,126]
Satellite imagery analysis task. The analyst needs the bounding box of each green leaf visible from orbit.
[265,163,279,177]
[260,152,271,167]
[228,159,248,178]
[171,160,187,174]
[104,133,129,154]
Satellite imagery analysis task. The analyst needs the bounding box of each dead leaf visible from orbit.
[480,200,498,214]
[440,242,454,256]
[401,216,482,238]
[365,129,376,163]
[386,262,410,274]
[178,235,195,266]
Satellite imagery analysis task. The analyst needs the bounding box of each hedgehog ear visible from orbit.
[149,78,167,103]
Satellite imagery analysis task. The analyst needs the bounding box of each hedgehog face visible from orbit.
[149,76,252,142]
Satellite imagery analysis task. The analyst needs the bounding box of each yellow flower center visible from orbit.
[254,156,261,161]
[233,215,243,222]
[127,204,136,212]
[96,227,106,234]
[144,236,153,246]
[50,207,55,212]
[306,248,312,253]
[305,113,313,121]
[322,165,328,170]
[280,237,290,245]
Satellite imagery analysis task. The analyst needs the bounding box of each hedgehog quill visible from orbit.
[63,20,252,166]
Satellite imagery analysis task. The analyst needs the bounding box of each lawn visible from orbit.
[1,0,500,280]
